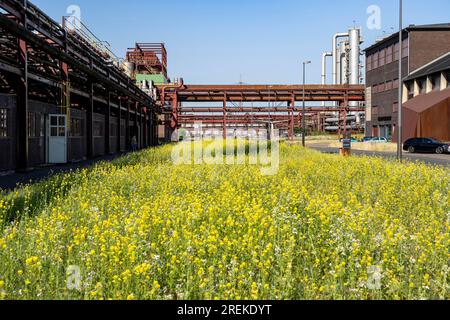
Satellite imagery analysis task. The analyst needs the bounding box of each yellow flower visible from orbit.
[25,256,39,266]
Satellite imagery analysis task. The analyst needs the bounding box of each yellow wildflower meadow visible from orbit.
[0,143,448,300]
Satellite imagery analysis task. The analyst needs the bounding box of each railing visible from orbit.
[63,16,121,67]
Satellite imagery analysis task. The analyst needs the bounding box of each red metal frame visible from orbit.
[157,84,365,140]
[126,43,167,79]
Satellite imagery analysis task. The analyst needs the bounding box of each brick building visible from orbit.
[401,52,450,142]
[365,23,450,140]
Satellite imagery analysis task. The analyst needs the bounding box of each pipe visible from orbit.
[321,52,332,106]
[337,41,347,85]
[340,41,349,85]
[332,32,349,84]
[321,52,332,85]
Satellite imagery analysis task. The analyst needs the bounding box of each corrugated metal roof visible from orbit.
[404,52,450,81]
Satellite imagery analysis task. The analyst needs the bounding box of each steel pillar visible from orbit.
[223,94,227,139]
[105,91,111,154]
[16,37,28,171]
[87,82,94,158]
[117,98,122,153]
[170,93,178,131]
[125,101,130,151]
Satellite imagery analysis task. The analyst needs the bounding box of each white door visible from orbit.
[48,114,67,164]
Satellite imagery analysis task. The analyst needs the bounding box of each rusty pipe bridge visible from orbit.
[157,82,366,139]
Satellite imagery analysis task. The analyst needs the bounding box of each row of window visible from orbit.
[371,103,399,115]
[372,79,400,94]
[71,118,84,137]
[28,112,45,138]
[367,39,408,72]
[0,111,135,139]
[405,72,450,99]
[0,109,7,138]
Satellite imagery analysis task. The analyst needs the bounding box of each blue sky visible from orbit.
[33,0,450,84]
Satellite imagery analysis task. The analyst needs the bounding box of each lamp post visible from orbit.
[302,60,311,147]
[397,0,403,161]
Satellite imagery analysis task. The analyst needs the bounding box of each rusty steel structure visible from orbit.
[157,82,366,139]
[126,43,168,79]
[0,0,159,171]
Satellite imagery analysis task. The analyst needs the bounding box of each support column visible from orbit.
[125,100,130,151]
[148,109,152,147]
[133,102,138,148]
[139,105,143,149]
[441,72,448,90]
[105,91,111,154]
[16,37,29,171]
[87,82,94,158]
[170,93,178,137]
[117,98,122,153]
[223,94,227,139]
[287,101,294,140]
[143,108,147,148]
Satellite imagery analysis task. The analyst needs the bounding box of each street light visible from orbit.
[302,60,311,147]
[397,0,403,161]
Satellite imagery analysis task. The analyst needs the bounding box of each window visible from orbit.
[110,123,117,137]
[402,39,409,58]
[28,112,35,137]
[393,102,398,113]
[70,118,83,137]
[372,106,379,116]
[93,121,103,137]
[378,82,386,92]
[378,116,392,122]
[406,82,414,99]
[366,54,372,72]
[430,75,441,92]
[386,80,393,91]
[446,71,450,88]
[0,109,7,138]
[372,84,378,94]
[379,48,386,67]
[393,79,399,89]
[373,51,379,69]
[417,78,426,94]
[386,45,393,64]
[33,113,44,137]
[394,42,400,61]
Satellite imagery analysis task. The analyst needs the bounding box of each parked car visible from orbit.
[339,137,359,143]
[361,136,374,142]
[403,138,450,154]
[370,137,388,143]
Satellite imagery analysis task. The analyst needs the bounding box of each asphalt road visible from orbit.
[308,144,450,167]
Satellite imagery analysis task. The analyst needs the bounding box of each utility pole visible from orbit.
[397,0,403,161]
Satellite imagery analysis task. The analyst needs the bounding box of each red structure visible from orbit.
[126,43,168,79]
[157,83,365,139]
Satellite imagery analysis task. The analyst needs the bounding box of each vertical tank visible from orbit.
[349,28,361,85]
